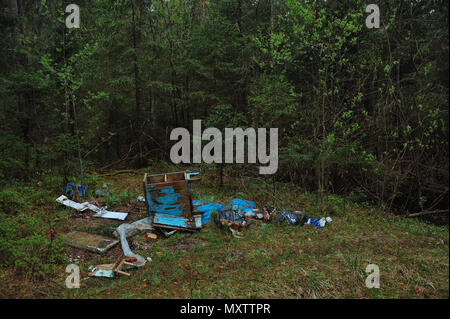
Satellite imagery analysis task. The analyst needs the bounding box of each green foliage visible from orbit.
[104,191,131,208]
[0,0,448,216]
[0,186,65,278]
[0,133,27,181]
[0,187,32,215]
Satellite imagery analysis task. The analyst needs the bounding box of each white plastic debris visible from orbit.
[91,268,115,278]
[55,195,128,220]
[56,195,90,211]
[92,207,128,221]
[113,217,154,267]
[244,211,255,218]
[305,216,332,228]
[194,215,202,228]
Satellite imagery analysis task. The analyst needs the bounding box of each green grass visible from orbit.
[0,165,448,298]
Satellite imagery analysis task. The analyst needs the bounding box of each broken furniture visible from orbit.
[142,171,201,231]
[64,231,119,254]
[111,254,138,276]
[89,254,138,278]
[66,183,87,201]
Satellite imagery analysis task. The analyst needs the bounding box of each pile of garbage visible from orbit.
[55,173,333,279]
[193,198,332,238]
[56,183,157,278]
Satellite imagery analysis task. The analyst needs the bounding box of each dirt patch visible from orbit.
[163,235,207,253]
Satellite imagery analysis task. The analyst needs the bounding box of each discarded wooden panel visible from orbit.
[143,171,201,231]
[111,254,137,276]
[157,227,177,237]
[89,256,137,278]
[64,231,119,254]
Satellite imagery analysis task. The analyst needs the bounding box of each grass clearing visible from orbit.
[0,165,448,298]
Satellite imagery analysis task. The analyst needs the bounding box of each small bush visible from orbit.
[0,185,66,278]
[0,187,32,215]
[0,211,66,278]
[105,191,131,207]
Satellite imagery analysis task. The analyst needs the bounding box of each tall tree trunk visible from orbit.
[132,1,145,166]
[132,2,142,126]
[9,0,20,45]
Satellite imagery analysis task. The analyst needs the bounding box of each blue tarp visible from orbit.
[193,200,224,223]
[227,198,257,214]
[193,198,258,223]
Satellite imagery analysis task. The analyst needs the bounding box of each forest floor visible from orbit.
[0,163,448,298]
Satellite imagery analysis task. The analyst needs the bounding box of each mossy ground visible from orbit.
[0,164,448,298]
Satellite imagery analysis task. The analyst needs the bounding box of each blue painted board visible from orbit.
[145,181,195,230]
[143,172,201,230]
[153,213,191,228]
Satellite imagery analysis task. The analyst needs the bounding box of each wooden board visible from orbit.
[64,231,119,254]
[143,171,199,230]
[145,180,191,217]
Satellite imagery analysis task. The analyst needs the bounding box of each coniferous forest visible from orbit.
[0,0,448,299]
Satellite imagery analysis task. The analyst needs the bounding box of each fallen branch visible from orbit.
[98,143,135,171]
[96,169,139,177]
[407,209,449,218]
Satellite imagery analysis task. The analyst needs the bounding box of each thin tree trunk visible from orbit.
[9,0,20,45]
[132,2,142,128]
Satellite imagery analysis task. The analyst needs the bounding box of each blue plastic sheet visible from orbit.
[193,200,224,223]
[193,198,258,223]
[226,198,257,215]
